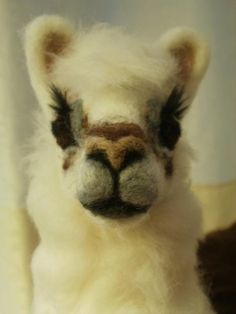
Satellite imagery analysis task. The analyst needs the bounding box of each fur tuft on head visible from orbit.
[24,17,209,124]
[51,23,177,98]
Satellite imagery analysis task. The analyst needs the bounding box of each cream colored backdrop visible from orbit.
[0,0,236,312]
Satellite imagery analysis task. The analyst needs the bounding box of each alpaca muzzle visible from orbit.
[85,122,147,171]
[85,136,146,172]
[76,123,157,219]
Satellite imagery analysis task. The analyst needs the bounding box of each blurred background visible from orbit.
[0,0,235,311]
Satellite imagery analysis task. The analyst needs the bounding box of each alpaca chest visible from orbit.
[31,240,170,314]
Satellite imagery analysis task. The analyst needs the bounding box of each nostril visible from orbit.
[87,150,111,169]
[120,150,144,171]
[87,138,145,172]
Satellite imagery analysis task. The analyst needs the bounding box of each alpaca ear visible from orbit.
[24,15,75,118]
[160,27,210,103]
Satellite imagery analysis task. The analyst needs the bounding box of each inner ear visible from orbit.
[25,15,75,76]
[44,31,72,72]
[170,43,195,82]
[160,27,210,90]
[24,16,75,118]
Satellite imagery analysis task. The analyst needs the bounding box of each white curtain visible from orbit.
[0,0,235,313]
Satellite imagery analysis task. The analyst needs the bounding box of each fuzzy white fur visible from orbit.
[25,15,214,314]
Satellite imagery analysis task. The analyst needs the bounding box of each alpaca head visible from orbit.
[25,16,209,222]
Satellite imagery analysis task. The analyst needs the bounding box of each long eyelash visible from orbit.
[158,87,187,151]
[161,87,187,121]
[49,85,77,149]
[50,85,72,117]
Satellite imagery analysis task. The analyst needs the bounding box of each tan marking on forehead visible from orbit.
[86,136,146,170]
[85,122,146,142]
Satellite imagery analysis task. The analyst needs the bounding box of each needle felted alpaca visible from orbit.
[25,16,215,314]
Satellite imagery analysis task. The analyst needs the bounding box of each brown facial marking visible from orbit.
[63,158,71,170]
[86,136,146,170]
[165,158,174,177]
[152,148,174,178]
[82,114,89,130]
[62,149,76,170]
[86,122,146,142]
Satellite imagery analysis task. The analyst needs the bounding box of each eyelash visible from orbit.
[147,87,186,150]
[49,86,185,151]
[50,86,77,150]
[160,87,186,121]
[159,87,186,150]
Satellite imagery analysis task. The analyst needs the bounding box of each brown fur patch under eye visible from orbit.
[63,158,71,170]
[62,149,77,170]
[82,114,89,130]
[86,123,146,142]
[165,158,174,177]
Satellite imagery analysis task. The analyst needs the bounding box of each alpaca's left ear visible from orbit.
[24,15,75,119]
[160,27,210,103]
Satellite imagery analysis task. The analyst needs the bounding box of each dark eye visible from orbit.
[51,116,76,149]
[50,86,77,150]
[159,116,181,150]
[146,87,186,150]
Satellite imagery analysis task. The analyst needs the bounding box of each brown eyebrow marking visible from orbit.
[85,122,146,142]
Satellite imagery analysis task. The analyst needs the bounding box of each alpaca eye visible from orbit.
[147,87,186,150]
[158,117,181,150]
[50,86,77,150]
[51,116,77,149]
[158,87,186,150]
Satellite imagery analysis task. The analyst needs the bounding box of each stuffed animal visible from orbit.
[24,15,215,314]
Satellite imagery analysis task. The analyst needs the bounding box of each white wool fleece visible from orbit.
[24,15,214,314]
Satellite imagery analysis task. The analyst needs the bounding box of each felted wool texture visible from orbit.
[24,15,215,314]
[85,135,146,170]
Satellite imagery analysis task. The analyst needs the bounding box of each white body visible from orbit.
[24,16,215,314]
[27,116,213,314]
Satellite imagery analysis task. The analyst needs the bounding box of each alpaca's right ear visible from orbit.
[24,15,75,118]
